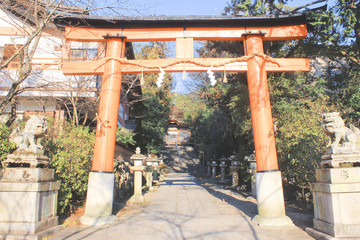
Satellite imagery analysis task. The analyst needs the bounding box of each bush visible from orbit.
[44,121,95,214]
[0,124,16,167]
[274,99,329,200]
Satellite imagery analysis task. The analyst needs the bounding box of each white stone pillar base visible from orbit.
[252,215,293,227]
[252,171,293,227]
[80,172,118,226]
[80,215,118,226]
[128,194,145,204]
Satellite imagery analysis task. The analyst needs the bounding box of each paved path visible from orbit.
[51,173,313,240]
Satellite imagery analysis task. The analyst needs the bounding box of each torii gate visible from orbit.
[59,15,310,226]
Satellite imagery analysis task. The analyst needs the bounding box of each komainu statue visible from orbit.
[10,115,48,155]
[321,112,360,151]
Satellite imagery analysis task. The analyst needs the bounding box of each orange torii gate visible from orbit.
[59,15,310,226]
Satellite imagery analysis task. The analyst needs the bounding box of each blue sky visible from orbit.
[133,0,230,16]
[132,0,330,16]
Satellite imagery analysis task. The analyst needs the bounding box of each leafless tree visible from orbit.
[0,0,142,117]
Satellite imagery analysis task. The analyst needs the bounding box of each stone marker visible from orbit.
[306,112,360,239]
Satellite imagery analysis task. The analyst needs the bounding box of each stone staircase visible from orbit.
[162,145,204,176]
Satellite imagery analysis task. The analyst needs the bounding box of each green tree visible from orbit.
[189,107,234,158]
[136,42,173,112]
[304,0,360,122]
[132,42,173,154]
[269,73,332,195]
[174,93,206,123]
[134,93,168,154]
[223,0,290,16]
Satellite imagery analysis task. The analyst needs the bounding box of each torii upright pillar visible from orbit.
[80,35,126,225]
[244,33,292,226]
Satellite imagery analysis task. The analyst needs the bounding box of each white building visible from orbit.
[0,0,135,126]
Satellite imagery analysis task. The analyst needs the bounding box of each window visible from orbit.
[70,49,97,60]
[70,42,98,60]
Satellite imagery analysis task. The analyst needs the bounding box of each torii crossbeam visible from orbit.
[58,14,310,226]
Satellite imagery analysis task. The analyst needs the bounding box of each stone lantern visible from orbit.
[211,160,218,179]
[152,156,161,182]
[159,154,164,165]
[246,151,257,197]
[219,156,228,184]
[199,151,204,166]
[229,153,240,187]
[206,160,212,177]
[129,147,145,203]
[145,154,159,190]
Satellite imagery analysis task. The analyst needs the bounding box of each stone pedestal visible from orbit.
[230,165,240,187]
[5,154,49,168]
[211,162,217,179]
[129,166,145,203]
[80,172,118,226]
[306,167,360,239]
[252,171,293,227]
[0,167,62,239]
[321,149,360,168]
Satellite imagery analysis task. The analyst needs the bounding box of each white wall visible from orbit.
[0,8,98,99]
